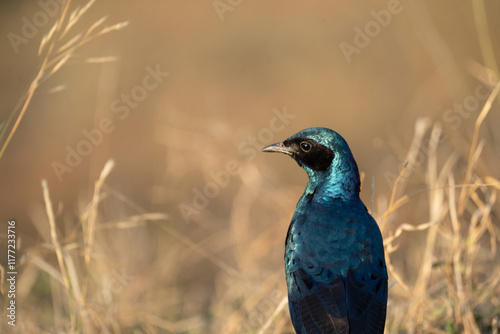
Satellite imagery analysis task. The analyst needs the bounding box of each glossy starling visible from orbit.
[263,127,387,333]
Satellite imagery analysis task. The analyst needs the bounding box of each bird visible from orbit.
[262,127,387,334]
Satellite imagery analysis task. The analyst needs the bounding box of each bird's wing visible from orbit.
[345,266,388,333]
[288,265,387,334]
[288,268,349,334]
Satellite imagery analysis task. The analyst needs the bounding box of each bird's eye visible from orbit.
[300,141,312,152]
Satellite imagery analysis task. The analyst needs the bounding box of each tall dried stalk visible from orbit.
[0,0,128,160]
[42,179,77,330]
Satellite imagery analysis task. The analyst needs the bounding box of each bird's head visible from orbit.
[262,127,360,199]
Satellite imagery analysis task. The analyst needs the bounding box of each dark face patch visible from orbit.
[283,138,335,171]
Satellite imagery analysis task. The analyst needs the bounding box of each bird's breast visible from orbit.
[286,222,374,278]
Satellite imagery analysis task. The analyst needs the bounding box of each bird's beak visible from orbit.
[262,142,293,156]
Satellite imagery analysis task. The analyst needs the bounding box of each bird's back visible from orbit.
[285,196,387,334]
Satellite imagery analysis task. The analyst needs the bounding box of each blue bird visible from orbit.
[262,127,387,334]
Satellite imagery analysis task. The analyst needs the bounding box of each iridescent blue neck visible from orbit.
[303,159,360,201]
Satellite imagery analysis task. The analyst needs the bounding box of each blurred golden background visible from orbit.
[1,0,500,333]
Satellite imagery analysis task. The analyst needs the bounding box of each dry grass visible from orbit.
[0,0,128,161]
[7,108,500,333]
[381,116,500,333]
[1,1,500,334]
